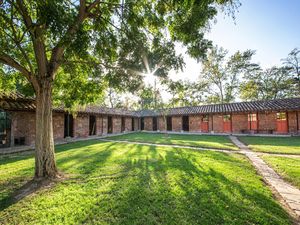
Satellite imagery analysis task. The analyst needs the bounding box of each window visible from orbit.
[223,115,231,122]
[248,113,257,122]
[276,112,287,121]
[202,115,209,122]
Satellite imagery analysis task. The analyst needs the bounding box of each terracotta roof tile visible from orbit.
[1,92,300,117]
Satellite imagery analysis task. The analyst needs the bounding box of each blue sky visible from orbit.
[169,0,300,82]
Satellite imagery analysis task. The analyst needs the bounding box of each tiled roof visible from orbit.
[139,98,300,117]
[0,92,138,116]
[0,92,36,111]
[1,92,300,116]
[54,105,135,116]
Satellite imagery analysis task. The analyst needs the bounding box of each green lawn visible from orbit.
[0,140,291,224]
[107,132,238,150]
[239,136,300,154]
[262,155,300,189]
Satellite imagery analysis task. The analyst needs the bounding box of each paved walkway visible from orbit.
[230,136,300,221]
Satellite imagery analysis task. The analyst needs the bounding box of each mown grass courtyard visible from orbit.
[239,136,300,154]
[0,136,294,224]
[107,132,238,150]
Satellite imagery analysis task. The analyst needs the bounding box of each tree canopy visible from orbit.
[0,0,239,178]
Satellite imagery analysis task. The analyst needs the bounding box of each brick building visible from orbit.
[0,93,300,148]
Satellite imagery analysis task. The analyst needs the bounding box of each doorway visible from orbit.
[121,117,125,132]
[201,115,209,132]
[248,113,258,131]
[223,114,232,133]
[89,115,96,135]
[0,111,11,148]
[182,116,189,131]
[132,118,135,131]
[167,116,172,131]
[108,116,113,134]
[276,112,288,133]
[64,113,74,138]
[152,117,158,131]
[141,118,145,130]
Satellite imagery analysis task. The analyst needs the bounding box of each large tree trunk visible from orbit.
[34,79,58,179]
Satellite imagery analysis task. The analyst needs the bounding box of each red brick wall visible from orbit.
[212,114,223,133]
[74,114,89,138]
[102,116,108,134]
[144,117,153,131]
[258,112,276,132]
[113,116,121,133]
[232,113,248,133]
[125,117,132,132]
[96,116,103,135]
[158,117,166,131]
[53,113,64,140]
[11,111,36,145]
[172,116,182,132]
[189,115,201,132]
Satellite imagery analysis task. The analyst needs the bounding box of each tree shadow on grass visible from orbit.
[0,141,118,211]
[82,145,291,224]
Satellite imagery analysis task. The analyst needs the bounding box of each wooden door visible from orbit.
[201,122,209,132]
[276,112,288,133]
[247,113,258,131]
[223,115,232,133]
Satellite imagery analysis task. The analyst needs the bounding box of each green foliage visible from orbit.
[0,0,239,108]
[200,46,256,103]
[282,48,300,97]
[165,79,207,107]
[137,85,163,109]
[240,66,295,101]
[0,140,291,224]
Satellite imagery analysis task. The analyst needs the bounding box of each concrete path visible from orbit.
[230,136,300,221]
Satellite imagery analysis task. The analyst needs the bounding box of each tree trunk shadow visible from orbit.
[0,174,64,211]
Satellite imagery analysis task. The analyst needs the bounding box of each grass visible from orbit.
[239,136,300,154]
[0,140,291,224]
[262,155,300,189]
[106,132,238,150]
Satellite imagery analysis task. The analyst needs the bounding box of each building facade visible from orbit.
[1,93,300,149]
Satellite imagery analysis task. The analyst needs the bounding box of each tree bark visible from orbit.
[34,79,58,179]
